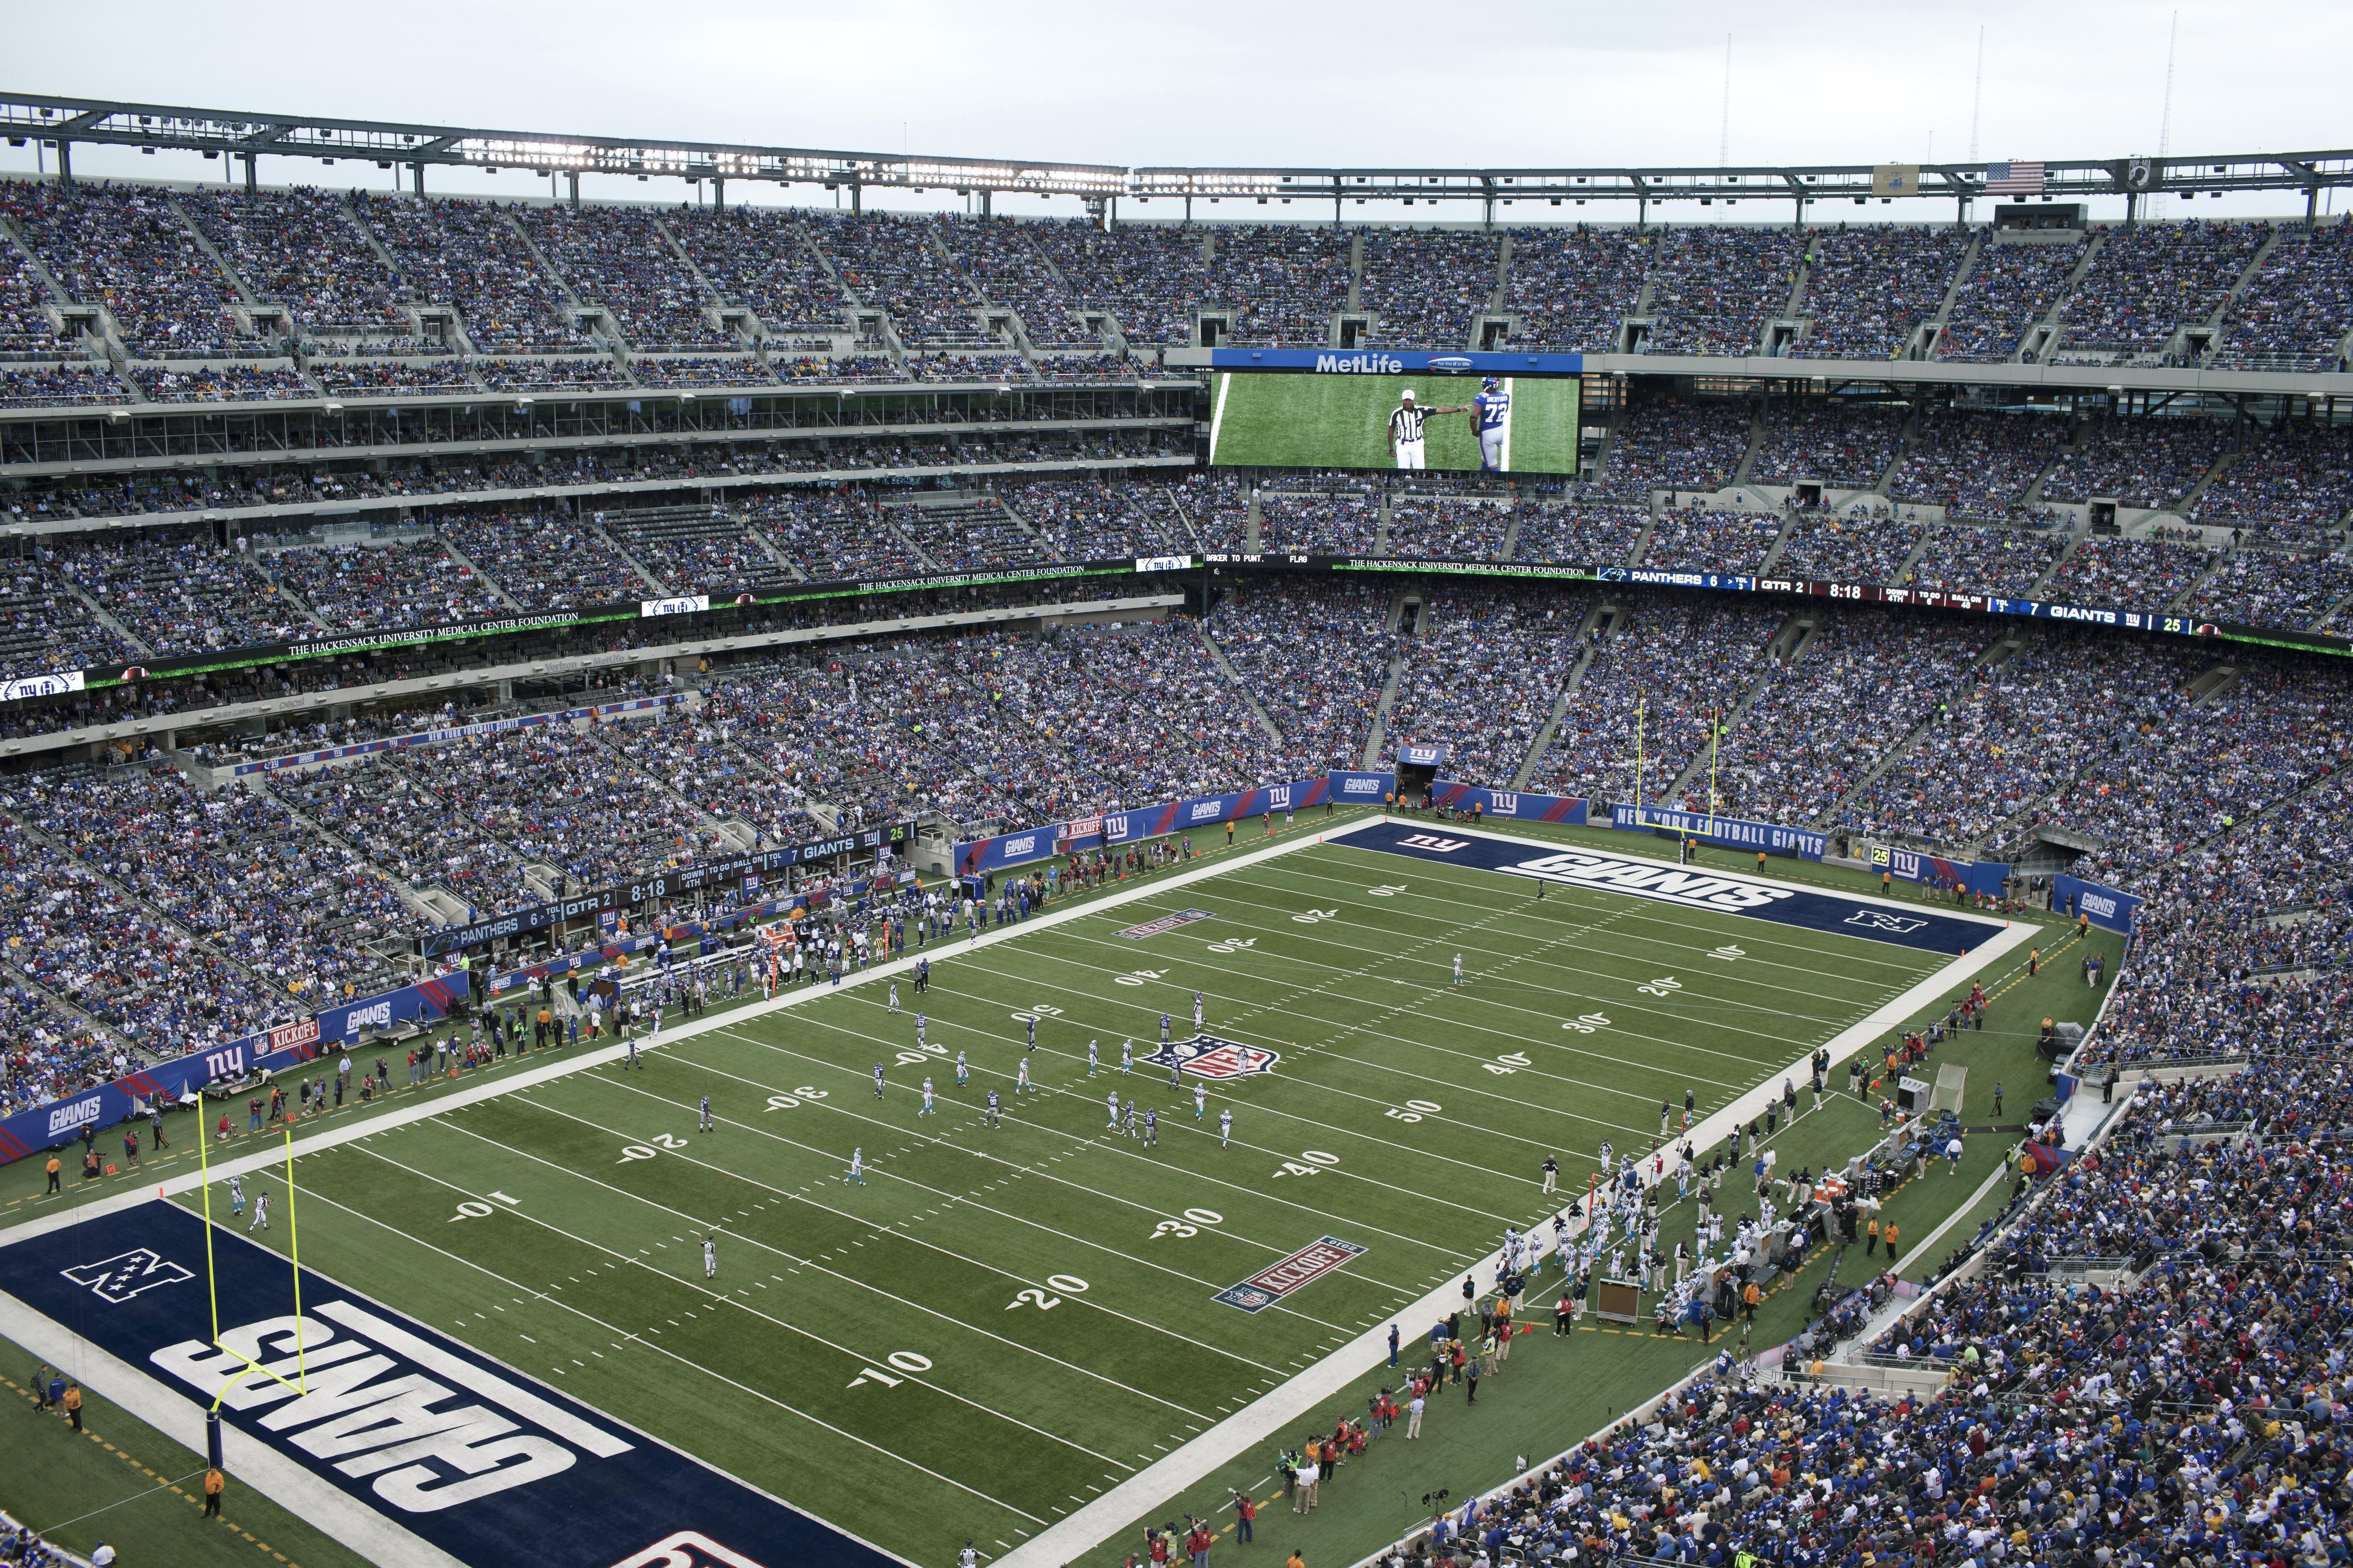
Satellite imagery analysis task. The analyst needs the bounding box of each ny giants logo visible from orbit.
[1397,833,1470,852]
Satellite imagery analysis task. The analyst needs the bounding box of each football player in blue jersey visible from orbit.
[1472,377,1512,472]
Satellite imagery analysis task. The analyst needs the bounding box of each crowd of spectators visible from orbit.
[2213,217,2353,368]
[1258,493,1381,556]
[2081,764,2351,1068]
[131,362,314,402]
[1498,227,1652,352]
[1603,399,1755,497]
[744,488,922,580]
[0,363,126,406]
[2044,535,2217,609]
[1510,502,1648,566]
[1386,499,1513,560]
[308,357,478,395]
[1797,225,1971,360]
[666,208,846,335]
[1934,234,2086,362]
[0,238,70,360]
[2061,220,2268,354]
[1199,227,1352,347]
[436,510,651,607]
[1645,227,1805,357]
[1843,632,2206,849]
[468,356,630,391]
[810,211,984,347]
[892,497,1049,569]
[1025,221,1212,349]
[180,188,406,333]
[628,356,773,388]
[1360,229,1498,349]
[1525,598,1783,803]
[0,975,120,1120]
[1386,584,1594,785]
[264,534,509,633]
[1701,610,1990,824]
[1748,403,1907,488]
[1208,579,1395,777]
[2041,417,2227,510]
[1906,522,2069,597]
[1640,508,1782,573]
[515,205,732,352]
[2185,545,2353,629]
[51,528,309,652]
[358,194,591,353]
[1772,514,1924,584]
[1006,478,1189,560]
[1889,408,2070,519]
[3,181,255,358]
[2190,418,2353,532]
[938,217,1090,349]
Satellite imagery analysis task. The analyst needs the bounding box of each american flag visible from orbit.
[1985,160,2046,195]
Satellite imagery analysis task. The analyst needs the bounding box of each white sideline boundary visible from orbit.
[0,815,2031,1568]
[998,820,2031,1568]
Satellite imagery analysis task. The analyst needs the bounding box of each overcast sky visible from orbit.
[5,0,2347,221]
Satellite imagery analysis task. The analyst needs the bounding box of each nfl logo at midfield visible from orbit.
[1142,1033,1279,1080]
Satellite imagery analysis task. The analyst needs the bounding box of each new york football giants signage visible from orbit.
[1608,804,1827,861]
[1396,743,1448,768]
[957,775,1338,875]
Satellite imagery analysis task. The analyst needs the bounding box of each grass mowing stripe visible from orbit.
[639,1043,1429,1303]
[364,1125,1141,1469]
[248,1167,1054,1527]
[503,1088,1296,1378]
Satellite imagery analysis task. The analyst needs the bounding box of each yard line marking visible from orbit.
[269,1175,1051,1525]
[497,1093,1295,1377]
[610,1054,1424,1305]
[353,1135,1137,1470]
[716,1023,1489,1258]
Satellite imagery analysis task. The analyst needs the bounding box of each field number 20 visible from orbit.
[1007,1275,1091,1310]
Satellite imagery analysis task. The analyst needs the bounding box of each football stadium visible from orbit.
[0,21,2349,1568]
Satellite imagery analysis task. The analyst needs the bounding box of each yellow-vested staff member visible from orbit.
[1386,389,1466,471]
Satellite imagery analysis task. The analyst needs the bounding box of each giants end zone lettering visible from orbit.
[612,1532,769,1568]
[1214,1236,1367,1312]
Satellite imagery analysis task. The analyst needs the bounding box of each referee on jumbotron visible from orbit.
[1386,388,1466,471]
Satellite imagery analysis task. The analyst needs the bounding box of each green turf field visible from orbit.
[1210,372,1579,474]
[47,817,2056,1568]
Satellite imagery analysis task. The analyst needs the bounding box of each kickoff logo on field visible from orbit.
[2,1204,889,1568]
[1213,1237,1368,1312]
[1141,1033,1279,1080]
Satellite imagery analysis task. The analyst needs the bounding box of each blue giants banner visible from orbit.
[1608,804,1827,861]
[1396,744,1448,768]
[2,1203,893,1568]
[2054,873,2143,933]
[1209,348,1584,376]
[1345,821,2000,956]
[1327,771,1397,806]
[1432,782,1587,826]
[1874,845,2012,899]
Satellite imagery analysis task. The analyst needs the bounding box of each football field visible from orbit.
[1,819,2029,1568]
[1210,372,1579,474]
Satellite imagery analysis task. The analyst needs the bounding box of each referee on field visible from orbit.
[1386,388,1466,470]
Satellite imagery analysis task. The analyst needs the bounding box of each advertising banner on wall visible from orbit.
[1608,803,1828,861]
[2053,873,2143,933]
[1432,782,1587,825]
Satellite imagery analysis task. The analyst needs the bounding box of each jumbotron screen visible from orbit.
[1209,370,1579,475]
